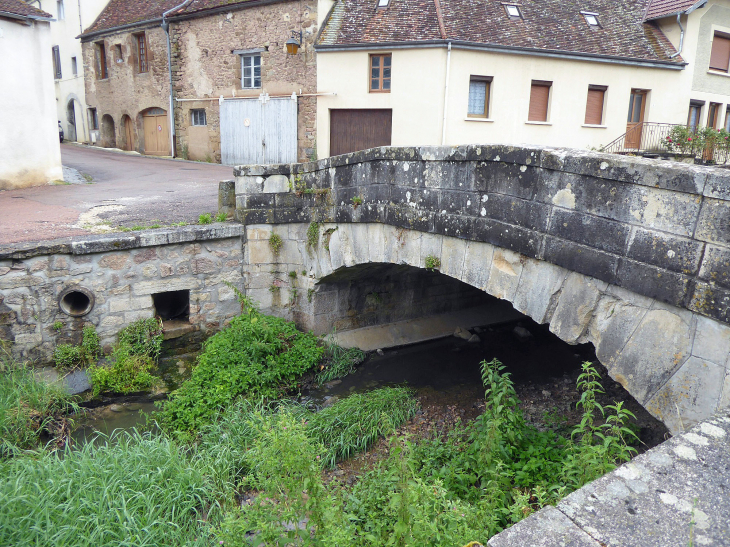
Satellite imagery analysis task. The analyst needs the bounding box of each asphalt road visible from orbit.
[0,144,233,245]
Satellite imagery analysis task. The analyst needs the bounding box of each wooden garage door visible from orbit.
[330,109,392,157]
[143,110,170,155]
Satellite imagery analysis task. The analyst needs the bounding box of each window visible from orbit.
[57,0,64,20]
[52,45,61,79]
[528,80,551,122]
[369,54,391,92]
[241,53,261,88]
[688,100,704,132]
[467,76,492,117]
[71,56,77,76]
[725,107,730,131]
[584,85,606,125]
[708,102,721,129]
[709,33,730,72]
[504,4,521,18]
[581,12,601,28]
[95,41,108,79]
[377,0,390,7]
[114,44,123,63]
[88,108,99,130]
[135,33,148,73]
[190,109,207,126]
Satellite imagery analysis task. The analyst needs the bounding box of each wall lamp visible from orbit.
[286,30,302,55]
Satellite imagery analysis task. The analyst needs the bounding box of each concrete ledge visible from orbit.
[0,224,244,260]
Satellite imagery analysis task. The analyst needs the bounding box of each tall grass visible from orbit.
[316,341,366,384]
[0,430,227,547]
[0,347,78,455]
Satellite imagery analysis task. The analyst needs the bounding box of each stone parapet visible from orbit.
[229,145,730,326]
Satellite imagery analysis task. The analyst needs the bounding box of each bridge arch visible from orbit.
[244,221,728,434]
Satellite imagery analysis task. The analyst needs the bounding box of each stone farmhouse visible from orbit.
[0,0,62,190]
[315,0,730,157]
[79,0,317,163]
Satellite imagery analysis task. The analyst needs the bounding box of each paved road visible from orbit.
[0,144,233,245]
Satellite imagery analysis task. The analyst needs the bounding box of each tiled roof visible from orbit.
[81,0,265,37]
[0,0,52,19]
[644,0,705,20]
[318,0,683,65]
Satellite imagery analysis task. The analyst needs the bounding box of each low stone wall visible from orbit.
[0,225,244,364]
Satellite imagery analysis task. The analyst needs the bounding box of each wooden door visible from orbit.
[704,103,722,161]
[143,114,169,155]
[625,90,647,149]
[330,109,392,156]
[124,117,134,151]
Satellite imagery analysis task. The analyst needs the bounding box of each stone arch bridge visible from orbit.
[223,144,730,434]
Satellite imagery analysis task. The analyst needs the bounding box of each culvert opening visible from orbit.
[152,290,190,321]
[58,288,95,317]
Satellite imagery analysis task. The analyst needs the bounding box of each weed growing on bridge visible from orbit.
[269,233,283,255]
[215,212,228,222]
[351,195,363,208]
[53,325,101,369]
[198,213,213,225]
[316,338,366,385]
[425,254,442,271]
[307,221,320,248]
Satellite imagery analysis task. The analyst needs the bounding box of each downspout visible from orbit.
[433,0,449,145]
[669,13,684,58]
[162,0,193,158]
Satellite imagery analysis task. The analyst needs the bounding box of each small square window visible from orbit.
[241,54,261,89]
[467,76,492,117]
[581,12,601,28]
[504,4,521,18]
[191,109,207,126]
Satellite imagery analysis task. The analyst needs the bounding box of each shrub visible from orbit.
[269,233,283,255]
[53,325,101,369]
[425,255,441,271]
[158,298,323,439]
[215,211,227,222]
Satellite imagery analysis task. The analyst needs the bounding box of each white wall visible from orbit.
[0,19,63,189]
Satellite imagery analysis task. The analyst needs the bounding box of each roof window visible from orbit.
[581,11,601,28]
[377,0,390,7]
[503,3,521,18]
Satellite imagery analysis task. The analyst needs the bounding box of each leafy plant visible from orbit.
[215,211,228,222]
[316,339,366,384]
[351,196,363,208]
[198,213,213,225]
[425,255,441,271]
[323,226,338,251]
[52,321,64,332]
[307,288,315,303]
[307,221,320,248]
[52,326,101,369]
[269,233,283,255]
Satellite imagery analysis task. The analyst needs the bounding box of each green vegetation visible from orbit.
[316,339,366,384]
[215,211,228,222]
[307,221,320,248]
[158,297,322,439]
[0,346,78,455]
[198,212,213,225]
[53,325,101,369]
[88,318,162,396]
[52,321,64,332]
[269,232,283,255]
[0,431,225,547]
[351,195,363,208]
[425,255,442,271]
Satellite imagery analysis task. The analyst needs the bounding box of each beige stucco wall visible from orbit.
[690,2,730,97]
[317,2,730,157]
[0,19,63,190]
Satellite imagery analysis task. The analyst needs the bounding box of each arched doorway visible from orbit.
[100,114,116,148]
[121,114,134,151]
[66,100,77,142]
[141,107,169,156]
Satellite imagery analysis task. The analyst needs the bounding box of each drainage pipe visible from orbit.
[441,41,452,145]
[161,0,193,158]
[669,13,684,59]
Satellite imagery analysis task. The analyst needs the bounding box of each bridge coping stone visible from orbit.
[488,411,730,547]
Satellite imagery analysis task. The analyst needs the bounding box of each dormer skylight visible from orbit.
[503,3,521,18]
[581,11,601,28]
[377,0,390,7]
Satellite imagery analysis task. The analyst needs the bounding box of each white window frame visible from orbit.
[57,0,64,20]
[240,53,262,89]
[190,109,207,126]
[581,11,601,28]
[503,4,521,18]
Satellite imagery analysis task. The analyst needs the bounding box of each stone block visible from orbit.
[98,254,129,270]
[433,213,475,241]
[703,168,730,199]
[692,315,730,367]
[548,208,630,254]
[645,357,726,433]
[235,175,264,195]
[100,315,124,328]
[191,258,218,274]
[474,161,540,199]
[609,308,694,404]
[263,174,290,193]
[133,248,157,264]
[689,282,730,325]
[0,274,43,290]
[542,237,619,285]
[550,272,607,344]
[626,228,704,275]
[512,259,567,324]
[487,506,601,547]
[719,371,730,409]
[484,193,551,231]
[124,310,154,323]
[350,224,370,265]
[439,237,467,280]
[462,240,494,291]
[367,223,386,264]
[390,228,422,267]
[14,333,42,345]
[132,278,201,296]
[247,225,274,241]
[589,295,650,373]
[695,198,730,246]
[698,244,730,289]
[423,161,475,190]
[616,259,689,307]
[248,240,275,265]
[486,248,524,302]
[474,218,541,258]
[70,265,93,275]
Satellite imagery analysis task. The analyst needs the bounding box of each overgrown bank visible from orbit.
[0,297,641,546]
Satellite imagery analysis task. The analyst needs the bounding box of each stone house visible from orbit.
[315,0,730,157]
[79,0,317,162]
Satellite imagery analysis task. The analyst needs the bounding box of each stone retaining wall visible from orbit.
[0,225,244,364]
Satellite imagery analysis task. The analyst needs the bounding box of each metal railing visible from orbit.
[600,122,730,165]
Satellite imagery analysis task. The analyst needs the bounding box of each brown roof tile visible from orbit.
[0,0,52,19]
[318,0,683,65]
[644,0,705,20]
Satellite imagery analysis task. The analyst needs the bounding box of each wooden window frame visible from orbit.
[369,53,392,93]
[528,80,552,122]
[52,45,61,80]
[708,102,721,129]
[688,100,704,132]
[584,84,607,125]
[709,32,730,73]
[134,33,148,73]
[95,41,108,80]
[241,53,262,89]
[467,76,492,118]
[725,107,730,132]
[190,109,207,126]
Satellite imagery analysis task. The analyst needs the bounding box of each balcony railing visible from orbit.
[600,122,730,165]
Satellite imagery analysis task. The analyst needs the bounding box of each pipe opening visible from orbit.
[152,290,190,321]
[58,287,95,317]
